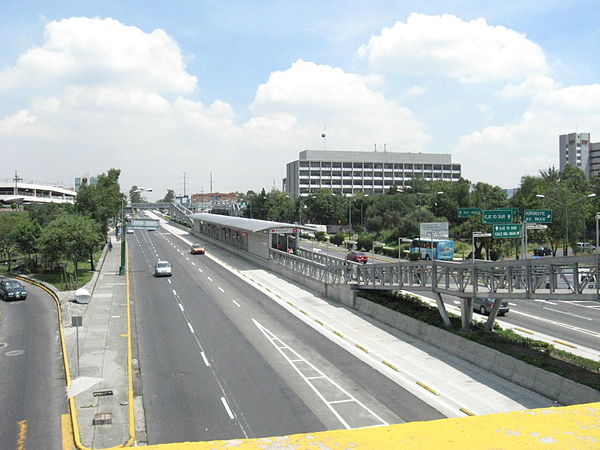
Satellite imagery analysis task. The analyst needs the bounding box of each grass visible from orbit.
[359,290,600,391]
[1,250,101,291]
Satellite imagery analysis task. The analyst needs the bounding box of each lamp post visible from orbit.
[536,193,596,256]
[120,187,152,275]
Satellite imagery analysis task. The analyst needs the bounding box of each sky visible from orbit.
[1,1,599,200]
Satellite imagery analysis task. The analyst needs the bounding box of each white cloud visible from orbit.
[250,59,430,151]
[496,75,558,99]
[0,17,197,93]
[405,85,427,96]
[0,19,431,196]
[358,13,548,83]
[453,83,600,187]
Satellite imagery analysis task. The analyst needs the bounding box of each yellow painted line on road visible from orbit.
[514,327,534,335]
[120,334,128,337]
[125,238,137,446]
[554,339,577,349]
[62,414,74,450]
[416,381,440,396]
[333,330,344,339]
[314,319,324,326]
[299,309,308,315]
[286,301,295,307]
[355,344,369,353]
[382,360,400,372]
[16,419,27,450]
[459,407,476,416]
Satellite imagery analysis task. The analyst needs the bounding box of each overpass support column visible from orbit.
[433,292,451,328]
[461,297,473,332]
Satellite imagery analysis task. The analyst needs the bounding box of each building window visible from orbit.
[343,171,352,177]
[363,171,373,177]
[332,162,342,168]
[310,161,320,168]
[322,162,331,168]
[310,170,320,176]
[343,162,352,168]
[374,163,383,169]
[384,163,393,169]
[353,162,363,168]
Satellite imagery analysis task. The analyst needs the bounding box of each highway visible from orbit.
[303,242,600,359]
[0,282,67,450]
[129,228,445,444]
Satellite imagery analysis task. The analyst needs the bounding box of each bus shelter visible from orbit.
[190,213,316,260]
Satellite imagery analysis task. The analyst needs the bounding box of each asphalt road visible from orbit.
[129,229,445,444]
[0,282,67,450]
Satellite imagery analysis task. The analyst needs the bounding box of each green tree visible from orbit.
[25,202,70,227]
[0,212,30,272]
[130,185,142,204]
[39,214,103,277]
[265,190,296,222]
[161,189,175,203]
[303,189,349,225]
[13,216,42,270]
[75,168,124,235]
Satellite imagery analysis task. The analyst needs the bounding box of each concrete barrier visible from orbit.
[353,296,599,405]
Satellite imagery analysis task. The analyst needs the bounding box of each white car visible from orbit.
[154,261,172,277]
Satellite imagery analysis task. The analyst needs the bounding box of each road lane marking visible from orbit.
[207,277,213,282]
[253,319,388,429]
[17,419,26,450]
[218,287,225,293]
[191,262,196,266]
[198,268,203,272]
[221,397,235,420]
[201,352,210,367]
[543,307,592,321]
[168,279,172,284]
[534,299,558,305]
[188,323,195,334]
[232,300,241,308]
[172,289,177,296]
[178,304,184,312]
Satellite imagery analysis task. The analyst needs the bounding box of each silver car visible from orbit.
[154,261,172,277]
[472,298,509,316]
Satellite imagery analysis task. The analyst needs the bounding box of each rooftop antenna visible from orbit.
[321,122,327,150]
[374,143,377,152]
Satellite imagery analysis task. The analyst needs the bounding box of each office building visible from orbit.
[284,150,462,197]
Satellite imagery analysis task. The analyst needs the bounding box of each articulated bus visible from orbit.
[410,238,454,261]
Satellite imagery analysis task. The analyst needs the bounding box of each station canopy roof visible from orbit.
[190,213,317,234]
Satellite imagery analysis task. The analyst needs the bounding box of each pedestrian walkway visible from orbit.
[63,234,133,448]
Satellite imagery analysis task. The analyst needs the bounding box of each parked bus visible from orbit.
[410,238,454,261]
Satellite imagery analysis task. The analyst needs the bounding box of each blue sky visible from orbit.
[1,1,599,198]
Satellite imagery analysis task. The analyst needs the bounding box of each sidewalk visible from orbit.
[63,234,132,448]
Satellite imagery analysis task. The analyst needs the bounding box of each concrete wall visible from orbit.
[352,296,600,405]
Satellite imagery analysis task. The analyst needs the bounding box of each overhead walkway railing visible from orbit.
[271,249,600,301]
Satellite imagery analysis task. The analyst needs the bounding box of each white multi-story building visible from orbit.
[284,150,462,197]
[559,132,591,175]
[0,180,76,205]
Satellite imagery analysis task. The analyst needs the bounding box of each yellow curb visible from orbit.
[459,407,476,416]
[333,330,344,338]
[416,381,439,396]
[514,327,534,335]
[314,319,324,326]
[553,339,577,349]
[382,360,400,372]
[355,344,369,353]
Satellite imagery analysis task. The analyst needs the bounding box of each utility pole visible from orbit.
[13,170,22,196]
[210,172,213,194]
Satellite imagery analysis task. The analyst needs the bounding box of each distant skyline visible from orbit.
[1,1,599,200]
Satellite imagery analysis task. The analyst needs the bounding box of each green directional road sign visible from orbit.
[483,209,513,224]
[458,207,481,218]
[493,223,522,238]
[524,209,552,223]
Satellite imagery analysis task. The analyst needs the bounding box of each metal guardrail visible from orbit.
[271,249,600,300]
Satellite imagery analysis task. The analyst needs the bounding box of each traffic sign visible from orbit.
[458,207,481,218]
[493,223,522,238]
[524,209,552,223]
[483,209,513,224]
[526,224,548,230]
[472,232,492,238]
[420,222,449,239]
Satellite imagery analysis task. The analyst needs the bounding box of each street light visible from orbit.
[120,187,152,275]
[536,193,596,256]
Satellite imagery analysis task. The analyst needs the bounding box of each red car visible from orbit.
[347,251,368,264]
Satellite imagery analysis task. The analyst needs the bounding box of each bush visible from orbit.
[408,252,421,261]
[330,232,345,246]
[382,247,399,258]
[314,231,327,242]
[357,235,374,251]
[373,245,384,254]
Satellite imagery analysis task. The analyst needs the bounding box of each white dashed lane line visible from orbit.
[179,304,184,312]
[232,300,241,308]
[218,287,225,293]
[201,352,210,367]
[207,277,213,282]
[221,397,235,420]
[188,323,195,334]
